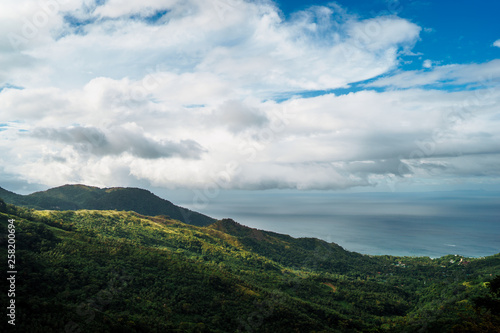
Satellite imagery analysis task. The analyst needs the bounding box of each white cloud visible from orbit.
[422,59,433,68]
[0,0,499,192]
[493,39,500,48]
[368,59,500,89]
[0,0,421,93]
[93,0,177,18]
[1,84,499,190]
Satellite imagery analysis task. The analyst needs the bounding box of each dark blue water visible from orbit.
[179,190,500,258]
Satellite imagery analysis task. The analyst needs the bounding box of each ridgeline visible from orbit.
[0,184,215,227]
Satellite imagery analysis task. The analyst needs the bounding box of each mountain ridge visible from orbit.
[0,184,215,226]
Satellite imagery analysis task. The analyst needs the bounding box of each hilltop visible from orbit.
[0,184,215,226]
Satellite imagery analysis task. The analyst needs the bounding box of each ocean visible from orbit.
[178,190,500,258]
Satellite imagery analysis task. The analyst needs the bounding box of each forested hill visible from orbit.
[0,200,499,332]
[0,184,215,226]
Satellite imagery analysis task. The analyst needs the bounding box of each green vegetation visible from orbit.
[0,185,215,226]
[0,198,499,332]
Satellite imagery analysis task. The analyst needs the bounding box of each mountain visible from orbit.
[208,218,376,274]
[1,202,499,332]
[0,186,23,203]
[1,197,500,332]
[0,184,215,226]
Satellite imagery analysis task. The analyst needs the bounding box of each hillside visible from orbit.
[0,184,215,227]
[1,200,499,332]
[0,186,23,203]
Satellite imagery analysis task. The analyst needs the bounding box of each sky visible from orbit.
[1,0,499,199]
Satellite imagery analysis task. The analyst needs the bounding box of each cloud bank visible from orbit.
[0,0,499,192]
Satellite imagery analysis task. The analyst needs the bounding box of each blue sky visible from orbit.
[280,0,500,67]
[278,0,500,93]
[0,0,499,196]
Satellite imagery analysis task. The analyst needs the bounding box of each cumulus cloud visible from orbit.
[0,0,421,93]
[0,0,499,192]
[493,39,500,48]
[1,85,499,190]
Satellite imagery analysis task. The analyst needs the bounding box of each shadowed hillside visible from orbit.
[0,184,215,226]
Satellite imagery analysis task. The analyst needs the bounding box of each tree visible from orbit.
[0,198,7,213]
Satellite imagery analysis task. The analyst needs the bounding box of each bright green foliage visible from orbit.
[0,204,499,332]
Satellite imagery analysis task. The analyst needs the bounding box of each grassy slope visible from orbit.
[0,204,499,332]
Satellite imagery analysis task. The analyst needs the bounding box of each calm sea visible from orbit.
[178,190,500,258]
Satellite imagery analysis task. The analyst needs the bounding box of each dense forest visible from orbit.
[0,198,499,332]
